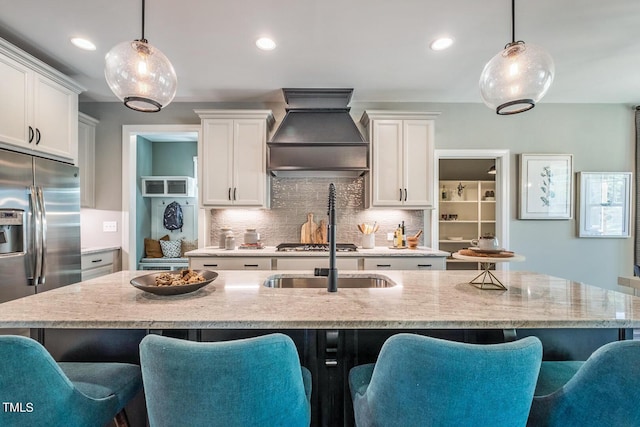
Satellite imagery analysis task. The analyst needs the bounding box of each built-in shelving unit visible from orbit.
[438,180,496,270]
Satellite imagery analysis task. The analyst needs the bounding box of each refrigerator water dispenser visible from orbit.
[0,209,24,255]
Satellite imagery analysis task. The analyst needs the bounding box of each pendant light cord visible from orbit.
[141,0,146,42]
[511,0,515,43]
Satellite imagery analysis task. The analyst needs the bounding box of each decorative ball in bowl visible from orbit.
[406,237,419,249]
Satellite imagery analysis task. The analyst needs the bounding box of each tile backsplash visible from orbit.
[209,177,424,247]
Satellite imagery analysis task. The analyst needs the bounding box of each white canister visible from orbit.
[219,227,232,248]
[361,233,375,249]
[225,235,236,250]
[244,228,259,244]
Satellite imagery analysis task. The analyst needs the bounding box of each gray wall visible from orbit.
[80,101,635,291]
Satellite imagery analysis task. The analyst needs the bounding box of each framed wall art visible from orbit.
[577,172,632,238]
[518,154,573,220]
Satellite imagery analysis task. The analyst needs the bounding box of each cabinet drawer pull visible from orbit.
[28,126,34,143]
[417,264,432,268]
[404,188,408,201]
[35,128,41,145]
[244,264,259,268]
[399,188,402,201]
[91,259,103,263]
[233,187,237,201]
[228,188,231,201]
[376,264,391,268]
[203,264,218,267]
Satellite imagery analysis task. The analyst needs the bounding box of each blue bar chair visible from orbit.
[0,335,142,427]
[528,339,640,427]
[139,333,311,427]
[349,333,542,427]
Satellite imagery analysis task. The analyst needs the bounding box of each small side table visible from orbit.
[452,252,525,290]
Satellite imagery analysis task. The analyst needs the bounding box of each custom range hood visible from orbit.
[267,88,369,177]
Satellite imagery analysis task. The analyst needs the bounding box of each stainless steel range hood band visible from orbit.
[267,88,369,177]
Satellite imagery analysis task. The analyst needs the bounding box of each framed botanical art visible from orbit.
[577,172,632,238]
[518,154,573,220]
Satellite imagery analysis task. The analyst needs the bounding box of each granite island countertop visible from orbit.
[0,270,639,330]
[186,246,450,257]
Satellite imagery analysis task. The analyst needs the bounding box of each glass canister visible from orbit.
[244,228,259,245]
[225,234,236,250]
[219,227,232,248]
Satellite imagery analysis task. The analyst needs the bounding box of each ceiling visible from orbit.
[1,0,639,105]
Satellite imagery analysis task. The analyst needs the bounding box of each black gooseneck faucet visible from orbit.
[314,183,338,292]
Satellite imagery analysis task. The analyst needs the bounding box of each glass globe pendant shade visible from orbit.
[479,41,554,115]
[104,40,177,112]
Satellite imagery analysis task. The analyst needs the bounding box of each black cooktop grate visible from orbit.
[276,243,358,252]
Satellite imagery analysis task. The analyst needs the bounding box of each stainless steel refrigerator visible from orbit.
[0,148,81,306]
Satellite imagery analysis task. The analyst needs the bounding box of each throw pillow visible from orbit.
[144,235,170,258]
[160,240,181,258]
[181,239,198,257]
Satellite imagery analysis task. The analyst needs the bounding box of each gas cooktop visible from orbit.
[276,243,358,252]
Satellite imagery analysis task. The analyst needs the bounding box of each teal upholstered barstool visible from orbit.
[139,333,311,427]
[528,339,640,427]
[349,333,543,427]
[0,335,142,427]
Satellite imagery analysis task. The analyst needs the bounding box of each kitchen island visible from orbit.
[0,269,637,329]
[0,270,637,427]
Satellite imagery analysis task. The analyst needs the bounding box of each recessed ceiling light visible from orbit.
[70,37,96,51]
[256,37,276,51]
[430,37,454,51]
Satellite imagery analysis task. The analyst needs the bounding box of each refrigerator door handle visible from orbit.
[27,186,38,284]
[36,186,47,285]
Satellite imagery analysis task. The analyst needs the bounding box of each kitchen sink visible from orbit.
[263,274,396,289]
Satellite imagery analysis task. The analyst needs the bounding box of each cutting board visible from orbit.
[315,219,328,244]
[301,213,316,243]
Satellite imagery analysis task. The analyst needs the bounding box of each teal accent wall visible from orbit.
[152,141,197,176]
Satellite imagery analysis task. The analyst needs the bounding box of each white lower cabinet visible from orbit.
[190,257,272,270]
[363,257,445,270]
[189,256,445,271]
[276,258,359,271]
[81,249,120,281]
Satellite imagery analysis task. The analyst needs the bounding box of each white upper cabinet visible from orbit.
[361,111,439,208]
[195,110,274,207]
[0,38,83,163]
[78,113,98,208]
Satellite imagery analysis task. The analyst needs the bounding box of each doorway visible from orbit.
[431,149,509,270]
[121,125,205,270]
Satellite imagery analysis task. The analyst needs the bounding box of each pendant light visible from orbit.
[479,0,554,115]
[104,0,177,112]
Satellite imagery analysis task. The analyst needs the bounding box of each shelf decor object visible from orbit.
[518,154,573,220]
[479,0,555,115]
[104,0,177,112]
[577,172,632,238]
